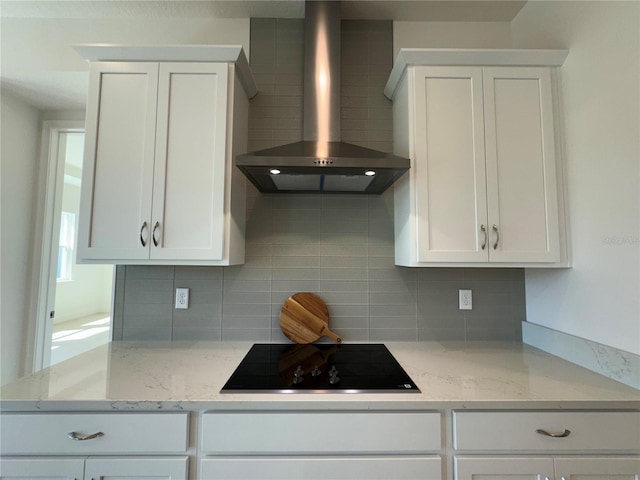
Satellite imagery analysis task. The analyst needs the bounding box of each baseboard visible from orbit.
[522,321,639,390]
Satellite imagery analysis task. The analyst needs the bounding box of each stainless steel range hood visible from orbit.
[235,1,409,194]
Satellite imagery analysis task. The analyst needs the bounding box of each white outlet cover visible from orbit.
[175,288,189,309]
[459,289,472,310]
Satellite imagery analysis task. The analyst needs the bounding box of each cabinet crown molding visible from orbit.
[385,48,569,99]
[73,44,257,98]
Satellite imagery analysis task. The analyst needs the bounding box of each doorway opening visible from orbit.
[49,132,113,366]
[32,123,113,370]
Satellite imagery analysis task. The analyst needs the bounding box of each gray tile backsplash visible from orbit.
[113,19,526,343]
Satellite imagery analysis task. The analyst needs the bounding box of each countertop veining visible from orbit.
[1,341,638,411]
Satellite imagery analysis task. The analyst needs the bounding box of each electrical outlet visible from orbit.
[459,289,472,310]
[175,288,189,309]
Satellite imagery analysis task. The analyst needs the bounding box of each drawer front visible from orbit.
[201,411,441,454]
[200,456,442,480]
[0,457,86,477]
[453,411,640,452]
[0,412,189,455]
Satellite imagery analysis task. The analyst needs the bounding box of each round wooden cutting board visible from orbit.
[279,292,342,344]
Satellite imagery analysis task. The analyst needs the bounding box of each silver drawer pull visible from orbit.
[492,224,500,250]
[67,431,105,441]
[152,221,160,247]
[140,221,148,247]
[480,224,487,250]
[536,428,571,438]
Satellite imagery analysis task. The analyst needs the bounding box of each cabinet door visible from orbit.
[455,456,554,480]
[412,66,489,263]
[83,457,188,480]
[555,456,640,479]
[0,457,85,479]
[200,456,442,480]
[150,63,229,261]
[78,62,158,261]
[483,67,560,263]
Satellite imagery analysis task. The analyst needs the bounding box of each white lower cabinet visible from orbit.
[0,457,85,480]
[200,456,442,480]
[2,409,638,480]
[0,457,188,480]
[199,411,442,480]
[0,413,189,480]
[455,456,555,479]
[554,457,640,479]
[84,457,189,480]
[453,411,640,480]
[455,456,640,480]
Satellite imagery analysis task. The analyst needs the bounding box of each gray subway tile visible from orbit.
[222,314,271,330]
[418,328,466,341]
[320,280,368,292]
[223,279,271,293]
[327,304,369,318]
[320,291,369,305]
[466,328,516,342]
[370,315,416,330]
[272,268,320,281]
[174,266,222,281]
[320,268,368,281]
[125,265,174,280]
[370,329,417,342]
[271,280,321,293]
[327,316,369,330]
[223,291,271,306]
[172,327,221,342]
[273,256,321,269]
[222,302,272,317]
[122,326,172,341]
[173,306,221,329]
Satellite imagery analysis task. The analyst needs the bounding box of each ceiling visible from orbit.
[1,1,527,111]
[1,1,527,22]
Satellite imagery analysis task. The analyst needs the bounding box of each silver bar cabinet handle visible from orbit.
[139,221,147,247]
[480,224,487,250]
[536,428,571,438]
[152,221,160,247]
[67,431,105,441]
[492,224,500,250]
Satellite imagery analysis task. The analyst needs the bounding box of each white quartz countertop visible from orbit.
[1,341,638,411]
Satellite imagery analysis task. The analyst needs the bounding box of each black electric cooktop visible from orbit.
[220,343,420,393]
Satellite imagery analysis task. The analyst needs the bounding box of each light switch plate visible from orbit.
[175,288,189,309]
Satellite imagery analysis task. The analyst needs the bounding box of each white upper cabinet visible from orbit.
[387,49,569,267]
[483,67,560,263]
[79,62,158,262]
[76,45,256,265]
[151,62,228,261]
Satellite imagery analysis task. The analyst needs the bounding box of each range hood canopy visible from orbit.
[235,1,409,194]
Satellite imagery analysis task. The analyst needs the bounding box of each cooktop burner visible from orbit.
[221,343,420,393]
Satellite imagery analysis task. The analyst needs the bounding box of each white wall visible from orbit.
[1,17,251,110]
[393,21,512,57]
[0,89,41,385]
[512,1,640,355]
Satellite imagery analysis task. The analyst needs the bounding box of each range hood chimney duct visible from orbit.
[303,0,341,143]
[235,1,410,194]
